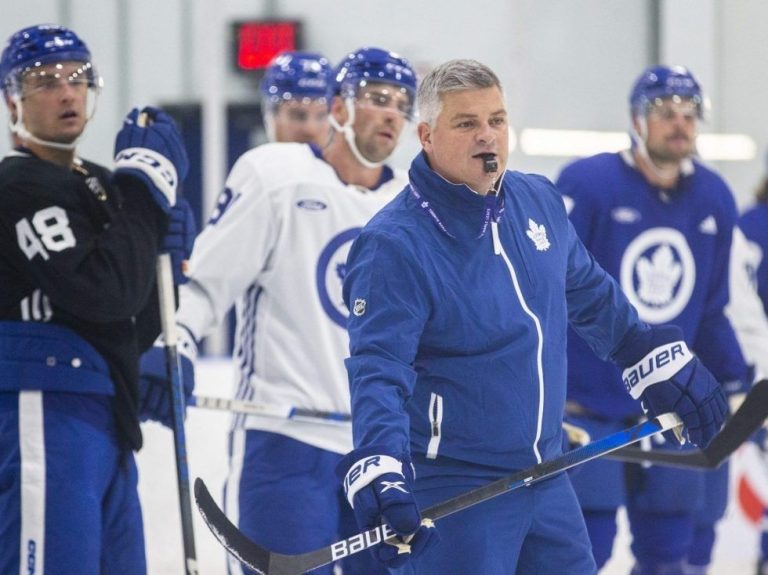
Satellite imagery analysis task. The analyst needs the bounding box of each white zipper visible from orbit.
[491,221,546,464]
[426,392,444,459]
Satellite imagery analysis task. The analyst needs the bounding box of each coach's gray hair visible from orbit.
[417,59,504,127]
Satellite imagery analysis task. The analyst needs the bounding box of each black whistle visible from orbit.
[479,153,498,174]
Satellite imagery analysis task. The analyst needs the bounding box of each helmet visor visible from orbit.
[8,60,102,98]
[352,81,415,121]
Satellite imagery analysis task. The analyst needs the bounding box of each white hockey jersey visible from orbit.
[177,143,406,453]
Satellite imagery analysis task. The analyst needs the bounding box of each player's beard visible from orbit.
[648,134,694,165]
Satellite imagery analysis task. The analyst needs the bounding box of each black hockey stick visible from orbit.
[607,379,768,470]
[158,254,199,575]
[142,108,199,575]
[194,412,682,575]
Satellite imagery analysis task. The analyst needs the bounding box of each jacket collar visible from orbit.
[408,151,506,239]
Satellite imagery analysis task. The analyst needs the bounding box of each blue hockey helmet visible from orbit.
[331,47,417,117]
[1,24,100,96]
[629,65,704,118]
[260,51,332,106]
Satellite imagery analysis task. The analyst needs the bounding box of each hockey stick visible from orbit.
[194,412,682,575]
[607,378,768,470]
[142,111,199,575]
[190,395,351,425]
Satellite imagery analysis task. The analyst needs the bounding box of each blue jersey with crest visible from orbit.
[557,150,747,419]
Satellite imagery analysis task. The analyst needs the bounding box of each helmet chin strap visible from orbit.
[10,95,83,152]
[328,99,386,169]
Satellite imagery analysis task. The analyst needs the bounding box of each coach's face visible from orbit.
[418,86,508,195]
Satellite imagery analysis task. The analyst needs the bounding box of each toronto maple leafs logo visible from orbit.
[620,228,695,323]
[525,218,550,251]
[636,244,682,305]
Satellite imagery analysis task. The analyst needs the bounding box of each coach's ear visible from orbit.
[418,122,432,152]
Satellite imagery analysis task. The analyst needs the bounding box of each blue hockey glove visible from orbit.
[138,326,197,428]
[162,198,196,285]
[338,448,439,568]
[620,325,727,448]
[113,106,189,213]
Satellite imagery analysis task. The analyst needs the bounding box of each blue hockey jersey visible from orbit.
[557,151,747,419]
[343,151,649,471]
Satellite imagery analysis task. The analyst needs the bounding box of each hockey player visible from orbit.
[0,24,191,575]
[338,58,727,575]
[138,47,417,574]
[555,65,752,575]
[727,176,768,575]
[260,50,332,146]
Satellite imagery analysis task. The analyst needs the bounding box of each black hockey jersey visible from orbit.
[0,149,167,450]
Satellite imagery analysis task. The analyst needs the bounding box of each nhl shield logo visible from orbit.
[353,298,366,317]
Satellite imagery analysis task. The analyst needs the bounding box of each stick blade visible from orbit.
[702,378,768,466]
[609,379,768,469]
[194,478,271,574]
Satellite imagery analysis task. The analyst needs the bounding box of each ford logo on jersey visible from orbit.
[297,199,328,210]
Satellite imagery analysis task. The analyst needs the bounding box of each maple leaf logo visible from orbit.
[525,218,550,251]
[636,244,682,306]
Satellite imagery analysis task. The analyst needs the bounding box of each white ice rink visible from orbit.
[137,357,761,574]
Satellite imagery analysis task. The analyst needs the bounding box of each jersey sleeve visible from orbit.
[343,228,430,456]
[691,191,749,383]
[564,218,645,362]
[1,172,166,323]
[176,150,280,341]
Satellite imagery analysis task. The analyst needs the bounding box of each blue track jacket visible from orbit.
[343,152,653,472]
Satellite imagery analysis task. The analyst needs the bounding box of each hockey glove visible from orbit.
[620,325,727,448]
[113,106,189,213]
[138,326,197,428]
[162,198,196,285]
[338,447,439,568]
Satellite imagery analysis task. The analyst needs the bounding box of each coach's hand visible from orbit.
[338,447,439,568]
[621,325,727,448]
